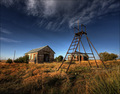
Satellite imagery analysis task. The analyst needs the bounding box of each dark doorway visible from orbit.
[84,56,88,61]
[80,55,82,61]
[78,55,82,61]
[44,54,49,62]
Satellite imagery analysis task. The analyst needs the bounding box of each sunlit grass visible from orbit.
[0,60,120,94]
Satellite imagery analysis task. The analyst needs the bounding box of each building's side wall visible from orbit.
[38,47,54,63]
[68,55,87,61]
[38,50,44,63]
[68,55,78,61]
[27,52,38,64]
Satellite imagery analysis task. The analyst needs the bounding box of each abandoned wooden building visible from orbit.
[25,45,55,63]
[68,52,88,61]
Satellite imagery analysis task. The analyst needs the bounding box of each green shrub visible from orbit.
[54,57,58,62]
[6,58,13,63]
[14,57,23,63]
[14,55,29,63]
[23,55,29,63]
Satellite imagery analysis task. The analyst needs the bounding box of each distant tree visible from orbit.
[109,53,118,60]
[6,58,13,63]
[99,52,118,61]
[14,58,19,63]
[57,55,63,62]
[54,55,63,62]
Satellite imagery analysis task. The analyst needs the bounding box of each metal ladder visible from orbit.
[57,24,107,73]
[57,34,82,72]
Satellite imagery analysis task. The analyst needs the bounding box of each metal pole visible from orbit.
[78,20,79,32]
[85,26,86,33]
[81,24,83,31]
[13,50,16,62]
[79,36,81,63]
[74,24,75,34]
[77,21,80,63]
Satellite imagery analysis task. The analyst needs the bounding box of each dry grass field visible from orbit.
[0,60,120,94]
[0,60,7,63]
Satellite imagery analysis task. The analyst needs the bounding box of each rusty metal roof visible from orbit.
[25,45,55,54]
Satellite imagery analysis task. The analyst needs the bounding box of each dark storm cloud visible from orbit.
[1,0,120,30]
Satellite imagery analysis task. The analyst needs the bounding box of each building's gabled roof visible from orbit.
[25,45,55,54]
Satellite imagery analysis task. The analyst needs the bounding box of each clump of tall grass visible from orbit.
[87,66,120,94]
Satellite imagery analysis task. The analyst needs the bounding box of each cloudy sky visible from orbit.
[0,0,120,59]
